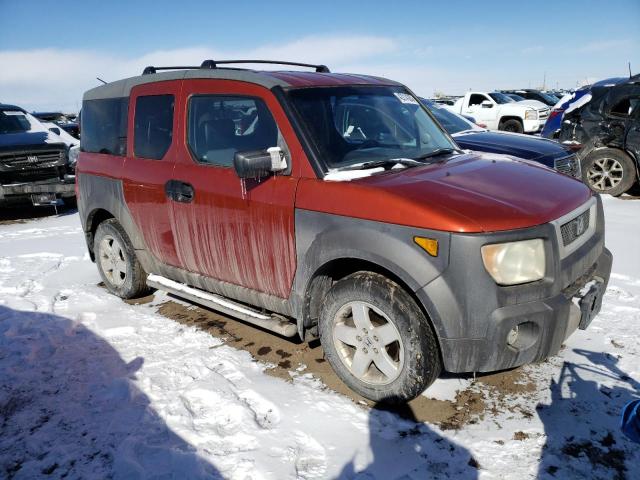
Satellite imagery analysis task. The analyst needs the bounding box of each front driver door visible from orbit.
[466,94,497,129]
[169,80,299,299]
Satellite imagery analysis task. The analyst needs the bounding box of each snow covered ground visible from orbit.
[0,197,638,479]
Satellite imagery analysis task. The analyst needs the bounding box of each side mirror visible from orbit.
[481,100,494,109]
[49,127,61,135]
[233,147,287,179]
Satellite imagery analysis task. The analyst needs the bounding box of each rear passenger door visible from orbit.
[170,80,299,299]
[122,82,181,267]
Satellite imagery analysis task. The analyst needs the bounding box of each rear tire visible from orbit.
[319,271,441,403]
[582,148,636,196]
[500,119,524,133]
[94,219,151,299]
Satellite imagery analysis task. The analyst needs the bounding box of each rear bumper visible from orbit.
[417,195,611,373]
[0,176,75,201]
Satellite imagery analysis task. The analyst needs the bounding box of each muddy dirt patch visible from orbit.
[156,299,537,427]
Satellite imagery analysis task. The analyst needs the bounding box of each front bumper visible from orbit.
[417,195,611,373]
[0,176,75,201]
[523,118,546,133]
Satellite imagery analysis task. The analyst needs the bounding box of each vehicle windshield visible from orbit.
[287,86,456,170]
[540,92,560,104]
[507,94,526,101]
[0,109,43,134]
[489,92,514,104]
[421,99,478,134]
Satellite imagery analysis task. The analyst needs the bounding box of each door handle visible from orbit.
[165,180,195,203]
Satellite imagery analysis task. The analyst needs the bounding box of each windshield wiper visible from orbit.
[337,157,424,171]
[413,147,456,161]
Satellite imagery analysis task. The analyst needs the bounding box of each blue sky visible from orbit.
[1,0,639,111]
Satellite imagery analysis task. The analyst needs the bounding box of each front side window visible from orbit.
[188,96,279,167]
[81,97,128,155]
[287,86,456,170]
[469,94,490,106]
[134,95,174,160]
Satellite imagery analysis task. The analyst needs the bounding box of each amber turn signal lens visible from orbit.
[414,236,438,257]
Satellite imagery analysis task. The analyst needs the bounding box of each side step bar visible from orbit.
[146,274,297,337]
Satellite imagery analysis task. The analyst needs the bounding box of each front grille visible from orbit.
[538,108,550,120]
[560,209,590,247]
[0,150,65,169]
[554,154,581,178]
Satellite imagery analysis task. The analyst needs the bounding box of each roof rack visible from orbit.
[142,59,330,75]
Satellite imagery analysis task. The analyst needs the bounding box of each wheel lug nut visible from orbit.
[363,348,368,354]
[362,328,367,333]
[356,335,362,342]
[373,336,379,342]
[373,348,378,354]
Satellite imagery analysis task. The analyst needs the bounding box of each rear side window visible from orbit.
[134,95,174,160]
[81,98,128,155]
[187,96,278,167]
[609,97,640,117]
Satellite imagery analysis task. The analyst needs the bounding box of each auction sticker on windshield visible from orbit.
[394,92,419,104]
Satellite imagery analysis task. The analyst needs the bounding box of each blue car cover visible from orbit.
[621,399,640,443]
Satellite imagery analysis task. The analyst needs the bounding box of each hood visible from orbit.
[516,99,548,110]
[297,152,591,233]
[453,131,570,165]
[0,130,67,152]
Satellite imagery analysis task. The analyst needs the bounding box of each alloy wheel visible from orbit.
[332,301,404,385]
[587,157,624,191]
[98,235,127,287]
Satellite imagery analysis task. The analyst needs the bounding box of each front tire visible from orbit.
[319,272,441,403]
[94,219,151,299]
[500,119,524,133]
[582,148,636,196]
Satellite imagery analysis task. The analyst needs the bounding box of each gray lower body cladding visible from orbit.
[419,195,611,372]
[295,204,611,373]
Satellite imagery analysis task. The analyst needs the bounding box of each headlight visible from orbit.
[481,239,545,285]
[68,145,80,166]
[524,110,538,120]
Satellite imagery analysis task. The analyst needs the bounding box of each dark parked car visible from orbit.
[501,89,560,107]
[559,74,640,196]
[0,104,75,206]
[542,78,630,140]
[421,99,581,178]
[32,111,80,138]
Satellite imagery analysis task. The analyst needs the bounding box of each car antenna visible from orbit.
[629,62,633,78]
[96,77,107,85]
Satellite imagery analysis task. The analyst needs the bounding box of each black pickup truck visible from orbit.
[0,104,75,207]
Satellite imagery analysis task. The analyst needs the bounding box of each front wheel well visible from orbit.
[303,258,443,359]
[85,208,115,260]
[498,116,523,127]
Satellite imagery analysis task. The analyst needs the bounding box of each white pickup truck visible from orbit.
[450,91,550,134]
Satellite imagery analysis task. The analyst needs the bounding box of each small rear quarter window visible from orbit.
[81,97,128,155]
